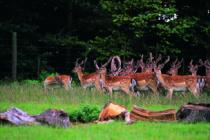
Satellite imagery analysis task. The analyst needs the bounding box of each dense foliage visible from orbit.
[0,0,209,79]
[69,104,100,123]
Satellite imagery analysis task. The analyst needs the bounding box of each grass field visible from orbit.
[0,82,210,140]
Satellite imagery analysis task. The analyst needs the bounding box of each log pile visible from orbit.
[130,105,177,122]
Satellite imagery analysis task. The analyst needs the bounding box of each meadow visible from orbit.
[0,82,210,140]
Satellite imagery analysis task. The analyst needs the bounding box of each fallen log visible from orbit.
[0,108,71,127]
[33,109,71,128]
[0,108,36,125]
[176,102,210,122]
[130,105,176,122]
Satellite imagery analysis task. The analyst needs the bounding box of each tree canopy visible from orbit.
[0,0,209,79]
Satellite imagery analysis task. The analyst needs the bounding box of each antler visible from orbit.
[188,59,203,76]
[110,56,122,76]
[139,54,145,72]
[94,60,100,70]
[155,54,162,64]
[158,56,170,69]
[176,58,183,69]
[75,58,80,66]
[102,57,112,68]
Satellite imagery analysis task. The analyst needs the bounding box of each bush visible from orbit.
[69,104,100,123]
[39,70,59,81]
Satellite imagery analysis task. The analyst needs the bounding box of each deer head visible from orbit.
[200,59,210,76]
[188,59,202,76]
[73,58,87,72]
[167,58,183,75]
[154,56,170,71]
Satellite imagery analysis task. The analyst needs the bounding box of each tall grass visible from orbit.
[0,82,209,110]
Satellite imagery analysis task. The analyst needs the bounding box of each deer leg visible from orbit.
[166,88,173,99]
[43,82,48,92]
[189,86,199,97]
[107,87,113,99]
[122,87,133,96]
[148,81,159,96]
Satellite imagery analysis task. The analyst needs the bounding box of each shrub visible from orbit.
[69,104,100,123]
[39,70,59,81]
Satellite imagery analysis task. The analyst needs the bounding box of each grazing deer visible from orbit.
[154,56,202,99]
[95,58,137,97]
[73,58,101,90]
[167,58,183,76]
[43,75,72,91]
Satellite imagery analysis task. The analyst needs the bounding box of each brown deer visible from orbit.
[154,56,201,99]
[43,75,72,91]
[73,58,101,90]
[95,58,137,97]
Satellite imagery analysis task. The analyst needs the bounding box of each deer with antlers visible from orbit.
[127,53,161,95]
[154,56,203,98]
[95,58,137,98]
[167,58,183,76]
[73,58,101,90]
[110,56,139,76]
[43,75,72,92]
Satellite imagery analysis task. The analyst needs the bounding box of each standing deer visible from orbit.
[73,58,101,90]
[95,58,137,98]
[154,56,201,99]
[43,75,72,91]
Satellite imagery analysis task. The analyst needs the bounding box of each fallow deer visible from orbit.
[73,58,101,90]
[95,58,137,97]
[43,75,72,91]
[126,53,161,95]
[154,56,201,99]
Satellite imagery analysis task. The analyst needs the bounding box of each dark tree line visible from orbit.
[0,0,209,79]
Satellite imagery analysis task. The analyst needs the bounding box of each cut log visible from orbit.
[98,102,128,121]
[97,102,133,124]
[33,109,71,128]
[130,105,176,122]
[176,102,210,122]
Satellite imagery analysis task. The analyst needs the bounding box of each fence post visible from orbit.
[12,32,17,80]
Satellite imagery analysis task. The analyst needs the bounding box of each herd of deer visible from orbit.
[43,53,210,99]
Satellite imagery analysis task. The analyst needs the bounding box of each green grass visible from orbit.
[0,83,210,140]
